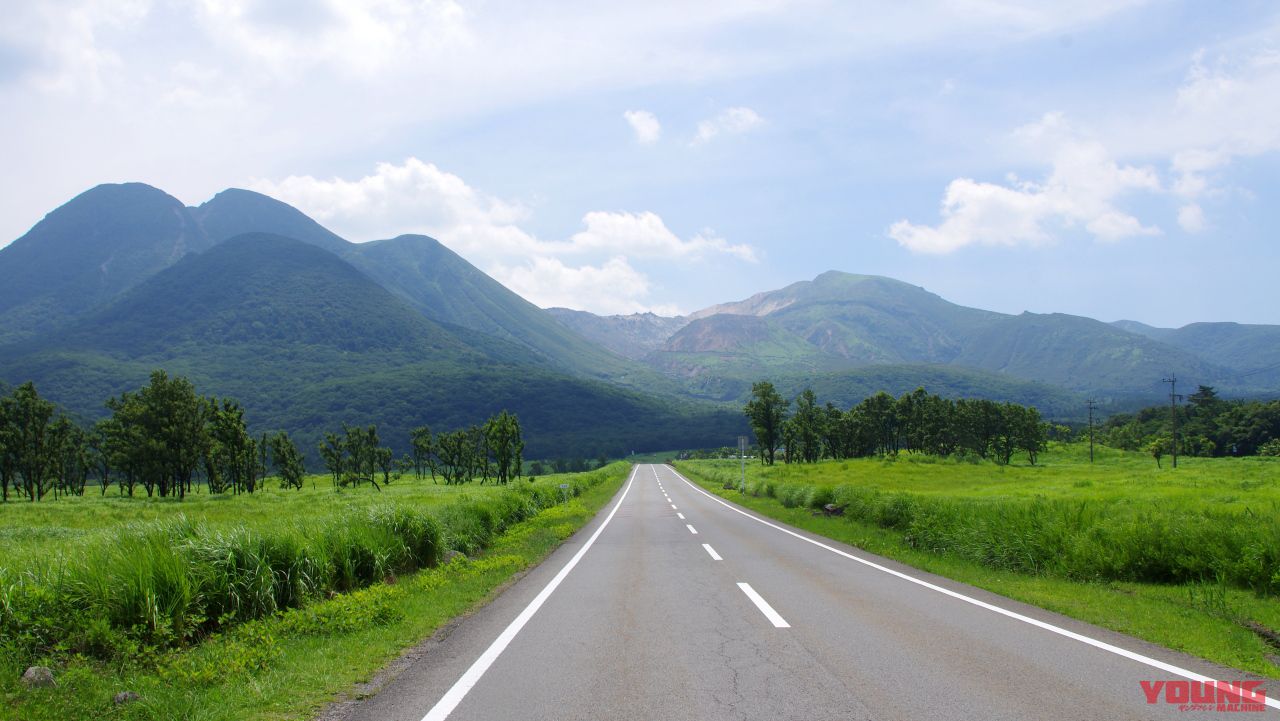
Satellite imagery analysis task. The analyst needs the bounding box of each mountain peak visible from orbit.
[0,181,208,342]
[194,188,349,255]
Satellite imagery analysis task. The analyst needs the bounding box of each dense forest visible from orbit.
[1101,385,1280,458]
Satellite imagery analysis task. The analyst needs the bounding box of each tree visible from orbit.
[856,391,898,456]
[8,382,57,501]
[104,371,210,499]
[744,381,788,465]
[319,432,346,490]
[208,400,257,494]
[1013,405,1047,465]
[788,389,824,463]
[485,411,524,485]
[270,431,306,490]
[410,425,434,481]
[1148,435,1170,468]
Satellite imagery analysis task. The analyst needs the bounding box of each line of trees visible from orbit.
[745,382,1047,466]
[1102,385,1280,459]
[0,372,310,501]
[405,410,525,485]
[0,373,527,501]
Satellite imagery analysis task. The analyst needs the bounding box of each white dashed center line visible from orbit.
[738,583,789,628]
[702,544,722,561]
[686,524,698,535]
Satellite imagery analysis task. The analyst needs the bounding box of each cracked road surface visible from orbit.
[336,465,1276,721]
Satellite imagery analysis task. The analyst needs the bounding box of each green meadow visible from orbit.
[0,464,631,720]
[677,444,1280,678]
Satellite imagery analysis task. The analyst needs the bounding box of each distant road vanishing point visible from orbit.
[331,465,1277,721]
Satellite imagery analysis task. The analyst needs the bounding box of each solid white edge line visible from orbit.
[738,582,790,628]
[669,466,1280,710]
[420,466,639,721]
[686,524,698,535]
[702,543,723,561]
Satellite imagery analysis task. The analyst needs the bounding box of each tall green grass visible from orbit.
[0,465,619,668]
[684,456,1280,595]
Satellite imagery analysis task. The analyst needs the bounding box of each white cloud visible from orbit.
[251,157,752,313]
[693,106,764,144]
[890,113,1161,254]
[560,211,756,262]
[623,110,661,144]
[1161,50,1280,207]
[1177,203,1206,233]
[491,256,680,315]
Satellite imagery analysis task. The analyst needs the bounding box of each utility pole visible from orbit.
[1086,399,1096,463]
[1161,375,1181,469]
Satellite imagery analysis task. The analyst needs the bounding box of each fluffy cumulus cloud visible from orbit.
[894,46,1280,253]
[623,110,661,144]
[693,106,764,144]
[890,113,1161,254]
[251,157,754,313]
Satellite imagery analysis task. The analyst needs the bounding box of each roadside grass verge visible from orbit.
[676,455,1280,679]
[0,463,630,721]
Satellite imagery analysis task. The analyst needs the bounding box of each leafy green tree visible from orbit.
[319,432,345,490]
[270,431,306,490]
[207,399,257,494]
[8,382,57,501]
[485,411,524,485]
[0,391,16,503]
[1148,435,1170,468]
[788,389,824,463]
[410,425,434,481]
[744,381,788,465]
[433,429,473,484]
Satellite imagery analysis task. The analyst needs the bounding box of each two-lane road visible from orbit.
[334,464,1276,720]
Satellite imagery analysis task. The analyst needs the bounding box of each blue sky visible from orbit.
[2,1,1279,325]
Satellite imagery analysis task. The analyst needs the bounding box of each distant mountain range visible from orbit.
[550,272,1280,405]
[1,182,1276,459]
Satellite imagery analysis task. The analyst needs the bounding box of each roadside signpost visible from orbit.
[559,482,569,504]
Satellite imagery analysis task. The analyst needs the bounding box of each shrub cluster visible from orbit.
[0,464,618,666]
[697,466,1280,595]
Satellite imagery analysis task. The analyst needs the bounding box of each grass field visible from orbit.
[676,444,1280,678]
[0,464,632,720]
[0,472,582,558]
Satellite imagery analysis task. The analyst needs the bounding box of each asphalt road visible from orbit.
[334,464,1277,721]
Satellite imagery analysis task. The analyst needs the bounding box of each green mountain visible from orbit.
[953,312,1224,394]
[1112,320,1280,387]
[687,271,1002,364]
[0,183,212,343]
[191,189,661,388]
[0,234,744,458]
[564,271,1271,404]
[193,188,350,255]
[345,235,660,386]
